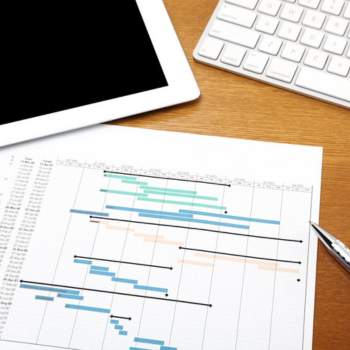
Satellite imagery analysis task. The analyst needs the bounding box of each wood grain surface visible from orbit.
[109,1,350,348]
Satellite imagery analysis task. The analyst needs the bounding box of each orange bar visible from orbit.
[194,252,278,267]
[178,259,214,267]
[143,238,183,246]
[134,233,165,239]
[258,266,299,274]
[105,225,136,232]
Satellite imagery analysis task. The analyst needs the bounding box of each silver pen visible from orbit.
[309,221,350,274]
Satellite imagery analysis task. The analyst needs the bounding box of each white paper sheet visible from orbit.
[0,125,322,350]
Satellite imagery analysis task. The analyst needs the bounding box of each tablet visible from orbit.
[0,0,200,147]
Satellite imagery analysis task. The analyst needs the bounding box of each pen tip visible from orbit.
[309,221,314,225]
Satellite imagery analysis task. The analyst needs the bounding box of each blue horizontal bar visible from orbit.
[57,293,84,300]
[134,337,165,346]
[90,270,115,277]
[138,213,249,230]
[161,347,177,350]
[134,285,168,293]
[179,209,280,225]
[114,325,123,330]
[112,277,138,284]
[119,330,128,335]
[70,209,109,217]
[20,284,80,295]
[35,295,54,301]
[65,304,110,313]
[110,319,119,325]
[90,265,109,271]
[130,348,151,350]
[74,259,92,265]
[106,205,193,218]
[122,180,148,185]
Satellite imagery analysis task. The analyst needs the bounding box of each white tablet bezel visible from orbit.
[0,0,200,147]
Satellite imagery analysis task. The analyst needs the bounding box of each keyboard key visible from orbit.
[243,51,269,73]
[255,14,280,34]
[209,20,260,49]
[221,44,247,66]
[226,0,259,10]
[280,4,304,22]
[198,37,224,60]
[218,3,257,28]
[302,10,326,29]
[299,0,321,10]
[300,28,324,48]
[323,34,347,55]
[295,67,350,102]
[325,16,348,36]
[259,36,283,55]
[321,0,345,15]
[258,0,282,16]
[266,58,298,82]
[304,49,328,69]
[278,21,302,41]
[344,4,350,19]
[281,42,305,62]
[327,57,350,76]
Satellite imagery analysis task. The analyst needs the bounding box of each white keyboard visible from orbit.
[193,0,350,109]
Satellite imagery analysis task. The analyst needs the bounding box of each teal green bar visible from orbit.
[137,197,226,210]
[143,190,218,201]
[122,180,148,185]
[104,174,137,181]
[101,189,147,197]
[139,186,197,195]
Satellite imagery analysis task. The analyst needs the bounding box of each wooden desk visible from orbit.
[110,1,350,348]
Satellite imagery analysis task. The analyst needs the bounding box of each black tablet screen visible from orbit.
[3,2,168,125]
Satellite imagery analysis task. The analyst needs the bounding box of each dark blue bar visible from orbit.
[70,209,109,217]
[89,270,115,277]
[134,285,168,293]
[138,213,249,229]
[35,295,54,301]
[105,205,193,218]
[134,337,165,345]
[90,265,109,271]
[57,293,84,300]
[179,209,280,225]
[65,304,110,313]
[20,284,80,295]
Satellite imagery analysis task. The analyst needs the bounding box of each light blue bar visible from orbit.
[89,270,115,277]
[105,205,193,218]
[140,185,197,194]
[20,284,80,295]
[130,348,151,350]
[138,213,249,230]
[35,295,54,301]
[90,265,109,271]
[57,293,84,300]
[134,285,168,293]
[101,189,147,197]
[104,174,138,180]
[143,190,218,201]
[134,337,165,346]
[114,325,123,330]
[119,330,128,335]
[179,209,280,225]
[74,259,92,265]
[65,304,110,313]
[137,197,226,210]
[70,209,109,217]
[122,180,148,185]
[112,277,138,284]
[161,347,177,350]
[110,319,119,325]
